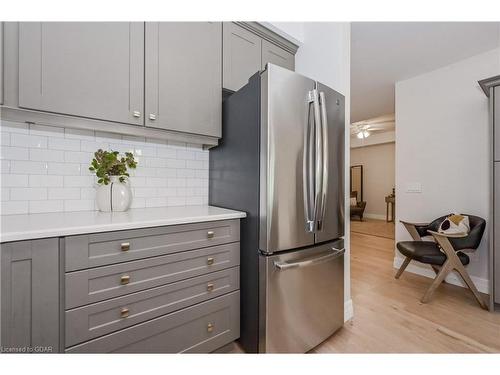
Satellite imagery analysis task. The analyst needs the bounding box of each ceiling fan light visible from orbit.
[357,131,364,139]
[363,130,370,138]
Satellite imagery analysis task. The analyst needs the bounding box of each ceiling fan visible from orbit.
[350,114,395,139]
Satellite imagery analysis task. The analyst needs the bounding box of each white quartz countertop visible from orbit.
[0,206,246,243]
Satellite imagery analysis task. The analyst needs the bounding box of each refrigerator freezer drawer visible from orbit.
[259,240,344,353]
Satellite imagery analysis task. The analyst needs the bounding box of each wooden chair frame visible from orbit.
[396,221,488,310]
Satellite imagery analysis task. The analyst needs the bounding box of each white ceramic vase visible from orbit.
[95,176,132,212]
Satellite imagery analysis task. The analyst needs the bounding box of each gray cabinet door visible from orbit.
[0,239,60,352]
[0,22,3,105]
[222,22,261,92]
[18,22,144,126]
[495,87,500,162]
[145,22,222,138]
[261,39,295,71]
[495,161,500,304]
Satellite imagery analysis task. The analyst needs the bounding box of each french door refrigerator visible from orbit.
[209,64,345,353]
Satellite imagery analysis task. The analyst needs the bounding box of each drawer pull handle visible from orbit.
[207,257,215,266]
[207,283,214,292]
[121,242,130,251]
[120,308,130,318]
[120,275,130,285]
[207,323,214,333]
[207,231,215,239]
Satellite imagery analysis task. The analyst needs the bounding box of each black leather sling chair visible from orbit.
[395,214,488,309]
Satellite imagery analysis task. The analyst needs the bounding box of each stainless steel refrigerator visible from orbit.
[209,64,345,353]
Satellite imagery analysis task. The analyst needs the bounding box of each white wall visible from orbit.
[395,48,500,293]
[271,22,352,319]
[351,142,395,219]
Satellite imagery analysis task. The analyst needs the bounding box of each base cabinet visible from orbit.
[0,220,241,353]
[0,238,60,353]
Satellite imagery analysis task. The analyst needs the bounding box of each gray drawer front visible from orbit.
[66,291,240,353]
[65,219,240,271]
[65,242,239,308]
[66,267,239,347]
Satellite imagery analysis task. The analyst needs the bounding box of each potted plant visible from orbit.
[89,149,137,212]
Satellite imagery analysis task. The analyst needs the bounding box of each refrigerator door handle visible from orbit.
[312,90,323,229]
[304,90,320,232]
[317,91,329,230]
[274,247,345,270]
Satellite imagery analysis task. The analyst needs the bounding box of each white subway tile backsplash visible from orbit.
[166,159,186,168]
[1,201,29,215]
[0,132,10,146]
[1,120,209,215]
[11,133,47,149]
[80,188,96,200]
[30,148,64,162]
[145,197,168,207]
[1,174,29,187]
[48,137,81,151]
[11,160,49,174]
[29,200,64,214]
[48,187,80,200]
[48,162,81,175]
[63,175,94,187]
[64,151,93,163]
[11,187,47,201]
[1,146,30,160]
[29,175,64,187]
[145,177,168,187]
[134,187,157,198]
[186,160,204,169]
[80,140,110,152]
[167,196,187,206]
[1,188,10,201]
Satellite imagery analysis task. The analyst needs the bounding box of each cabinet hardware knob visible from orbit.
[207,257,215,266]
[207,231,215,239]
[120,307,130,318]
[133,111,141,118]
[121,242,130,251]
[120,275,130,285]
[149,114,156,120]
[207,283,214,292]
[207,323,214,333]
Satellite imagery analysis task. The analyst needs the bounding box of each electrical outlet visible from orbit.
[406,182,422,193]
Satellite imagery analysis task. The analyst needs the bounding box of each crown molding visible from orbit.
[478,75,500,97]
[235,22,299,55]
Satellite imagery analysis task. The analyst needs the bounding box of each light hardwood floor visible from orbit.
[350,218,395,239]
[312,232,500,353]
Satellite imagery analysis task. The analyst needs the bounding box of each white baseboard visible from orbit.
[393,256,489,294]
[363,213,387,220]
[344,298,354,322]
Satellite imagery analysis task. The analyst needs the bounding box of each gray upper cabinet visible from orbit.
[18,22,144,126]
[261,39,295,71]
[0,22,3,105]
[1,239,60,352]
[223,23,262,92]
[145,22,222,138]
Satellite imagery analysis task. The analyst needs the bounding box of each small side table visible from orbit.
[385,195,395,222]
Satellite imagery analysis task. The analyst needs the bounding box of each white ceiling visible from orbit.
[351,22,500,123]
